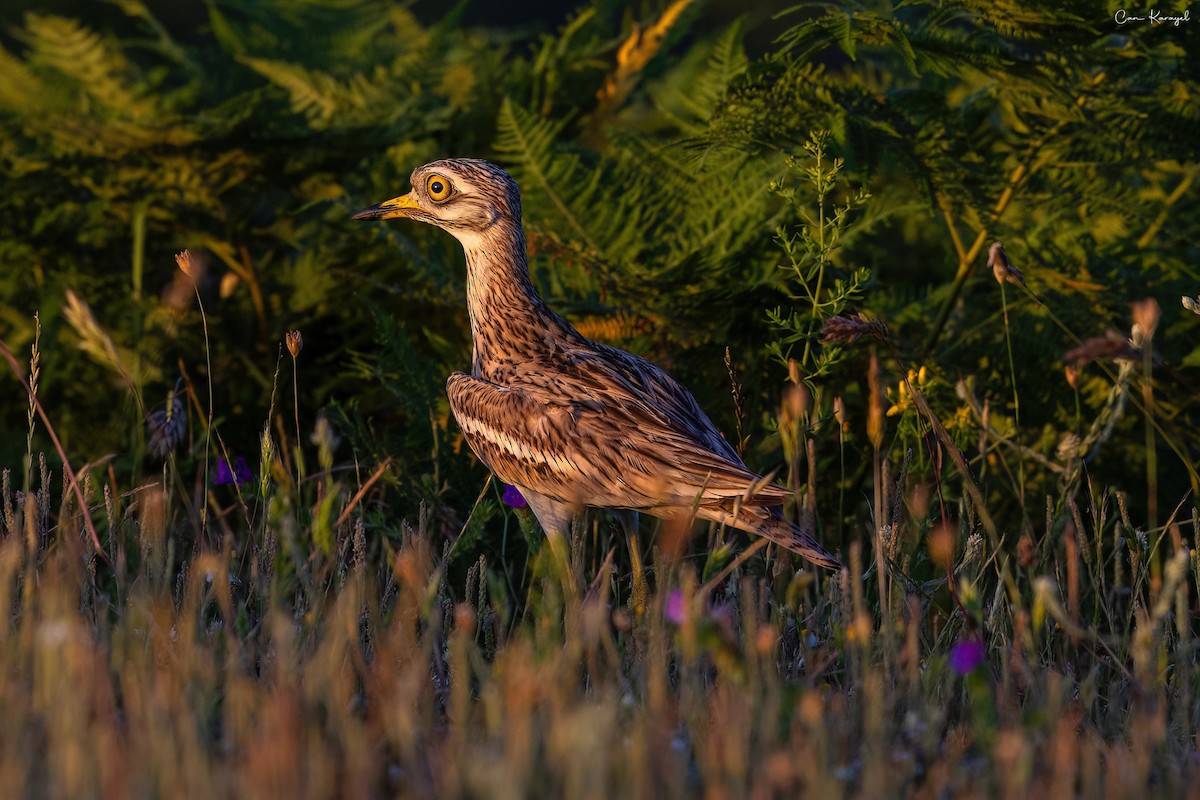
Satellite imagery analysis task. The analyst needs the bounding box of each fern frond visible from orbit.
[0,44,40,111]
[25,14,155,120]
[494,98,603,254]
[239,57,392,126]
[693,19,749,115]
[646,19,749,134]
[573,311,654,344]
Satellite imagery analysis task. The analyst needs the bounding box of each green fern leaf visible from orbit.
[25,14,155,120]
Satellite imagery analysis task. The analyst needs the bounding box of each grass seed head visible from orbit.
[258,427,275,496]
[927,520,955,569]
[782,383,811,426]
[311,416,338,472]
[1130,298,1160,341]
[961,533,983,567]
[146,388,186,460]
[174,250,196,277]
[1017,534,1035,567]
[820,313,890,345]
[988,241,1025,287]
[867,353,884,450]
[1064,330,1140,366]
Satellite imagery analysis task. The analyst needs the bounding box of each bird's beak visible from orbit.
[352,192,420,221]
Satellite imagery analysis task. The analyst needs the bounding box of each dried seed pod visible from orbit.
[285,330,303,358]
[820,313,890,345]
[1130,298,1160,341]
[988,241,1024,287]
[1017,534,1036,568]
[175,250,196,277]
[867,353,884,450]
[927,521,955,569]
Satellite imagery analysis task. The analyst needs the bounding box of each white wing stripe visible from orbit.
[459,413,563,469]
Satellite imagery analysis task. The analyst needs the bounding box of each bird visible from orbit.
[354,159,839,570]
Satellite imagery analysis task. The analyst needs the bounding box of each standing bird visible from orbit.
[354,159,838,570]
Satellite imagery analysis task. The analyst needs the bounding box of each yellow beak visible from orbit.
[352,192,420,221]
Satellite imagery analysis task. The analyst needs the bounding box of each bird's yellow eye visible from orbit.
[426,174,452,202]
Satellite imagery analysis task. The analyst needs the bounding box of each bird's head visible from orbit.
[353,159,521,243]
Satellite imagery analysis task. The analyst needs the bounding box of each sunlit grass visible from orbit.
[0,398,1196,796]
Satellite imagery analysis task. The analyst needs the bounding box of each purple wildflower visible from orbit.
[664,590,685,625]
[212,456,252,486]
[949,638,986,675]
[502,484,527,509]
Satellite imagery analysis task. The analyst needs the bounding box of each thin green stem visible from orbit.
[292,355,303,496]
[1000,282,1025,511]
[872,446,892,676]
[260,350,284,543]
[131,205,146,304]
[1143,347,1158,537]
[131,202,148,466]
[838,430,845,551]
[799,141,828,372]
[23,314,40,497]
[195,287,214,537]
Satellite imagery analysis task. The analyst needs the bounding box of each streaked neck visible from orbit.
[459,222,561,375]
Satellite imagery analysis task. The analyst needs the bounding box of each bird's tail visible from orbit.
[696,504,840,570]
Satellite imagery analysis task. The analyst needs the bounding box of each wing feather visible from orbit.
[446,371,791,511]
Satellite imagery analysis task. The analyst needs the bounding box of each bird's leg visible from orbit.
[613,509,648,615]
[546,529,575,596]
[522,489,579,600]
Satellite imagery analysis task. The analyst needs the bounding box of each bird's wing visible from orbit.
[446,371,790,511]
[587,344,745,464]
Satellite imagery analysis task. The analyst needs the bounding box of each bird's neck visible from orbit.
[461,223,567,377]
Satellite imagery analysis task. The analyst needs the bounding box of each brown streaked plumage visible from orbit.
[354,158,839,569]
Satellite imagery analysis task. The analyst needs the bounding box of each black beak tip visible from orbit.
[352,203,383,221]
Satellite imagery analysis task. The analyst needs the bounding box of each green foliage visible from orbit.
[766,131,873,381]
[0,0,1199,792]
